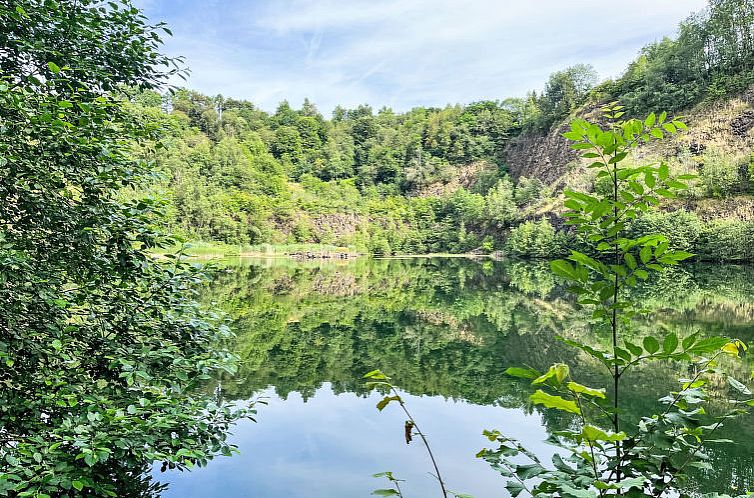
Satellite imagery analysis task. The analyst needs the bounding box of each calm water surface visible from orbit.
[158,257,754,497]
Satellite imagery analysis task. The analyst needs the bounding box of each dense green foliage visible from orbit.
[597,0,754,115]
[136,90,551,254]
[0,2,248,496]
[3,0,754,495]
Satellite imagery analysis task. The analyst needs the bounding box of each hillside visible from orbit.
[131,0,754,260]
[507,86,754,196]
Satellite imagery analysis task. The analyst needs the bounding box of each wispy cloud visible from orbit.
[136,0,708,114]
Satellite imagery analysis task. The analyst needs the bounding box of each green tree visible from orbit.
[485,177,518,227]
[0,2,248,496]
[482,106,752,497]
[537,64,598,129]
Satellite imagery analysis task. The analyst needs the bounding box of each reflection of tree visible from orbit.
[206,258,754,493]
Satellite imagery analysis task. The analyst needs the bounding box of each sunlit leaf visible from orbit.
[529,390,580,415]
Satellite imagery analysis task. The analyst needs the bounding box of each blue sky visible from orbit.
[136,0,707,115]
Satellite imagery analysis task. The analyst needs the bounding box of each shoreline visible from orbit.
[182,251,497,260]
[154,242,501,260]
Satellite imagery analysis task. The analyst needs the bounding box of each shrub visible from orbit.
[628,210,703,252]
[485,177,518,227]
[505,219,564,258]
[697,219,754,261]
[514,176,544,206]
[699,147,748,198]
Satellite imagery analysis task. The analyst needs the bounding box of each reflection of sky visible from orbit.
[157,384,553,497]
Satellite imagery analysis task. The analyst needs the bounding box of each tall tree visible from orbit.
[0,1,247,496]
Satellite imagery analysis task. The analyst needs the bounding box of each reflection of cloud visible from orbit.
[135,0,706,114]
[157,384,555,498]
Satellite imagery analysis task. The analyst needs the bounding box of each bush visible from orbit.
[699,147,748,198]
[514,176,544,206]
[505,219,565,258]
[697,219,754,261]
[485,177,518,227]
[628,210,702,252]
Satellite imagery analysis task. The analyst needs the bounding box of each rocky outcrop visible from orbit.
[504,123,578,185]
[503,86,754,191]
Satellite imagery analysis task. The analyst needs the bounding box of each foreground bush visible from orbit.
[0,2,249,496]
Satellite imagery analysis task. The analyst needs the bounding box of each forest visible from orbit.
[129,0,754,259]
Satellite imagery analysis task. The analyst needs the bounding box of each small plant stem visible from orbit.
[610,148,623,486]
[391,387,448,498]
[394,480,404,498]
[573,393,603,496]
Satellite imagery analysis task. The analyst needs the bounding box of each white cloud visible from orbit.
[139,0,708,114]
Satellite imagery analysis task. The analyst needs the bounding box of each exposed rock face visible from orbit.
[310,213,362,240]
[503,105,604,186]
[413,161,499,197]
[503,86,754,191]
[504,123,578,185]
[731,110,754,137]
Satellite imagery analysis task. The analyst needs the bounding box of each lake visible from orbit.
[157,257,754,497]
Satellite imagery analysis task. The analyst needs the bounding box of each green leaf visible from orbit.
[639,245,652,264]
[505,481,526,498]
[515,463,546,480]
[551,260,581,282]
[563,131,584,141]
[532,363,569,385]
[727,377,751,396]
[688,337,730,354]
[47,61,61,74]
[582,425,626,442]
[561,485,598,498]
[372,489,400,496]
[645,172,656,188]
[663,333,678,353]
[376,396,401,411]
[682,332,700,350]
[567,381,606,398]
[529,390,580,415]
[643,336,660,354]
[624,340,642,357]
[72,481,84,491]
[504,367,540,380]
[364,370,388,380]
[564,199,582,211]
[658,162,669,180]
[569,251,603,271]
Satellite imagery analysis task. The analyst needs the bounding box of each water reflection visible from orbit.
[160,258,754,496]
[161,385,555,498]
